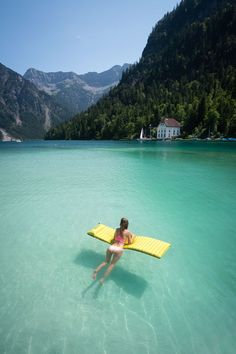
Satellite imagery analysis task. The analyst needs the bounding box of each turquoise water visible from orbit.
[0,140,236,354]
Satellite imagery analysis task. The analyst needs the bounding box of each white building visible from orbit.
[157,118,181,139]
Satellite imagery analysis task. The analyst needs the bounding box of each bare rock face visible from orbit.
[23,64,130,115]
[0,63,70,140]
[0,62,130,140]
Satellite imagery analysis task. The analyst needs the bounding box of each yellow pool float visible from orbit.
[87,223,171,259]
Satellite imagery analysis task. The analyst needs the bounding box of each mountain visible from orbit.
[79,64,130,87]
[46,0,236,140]
[24,64,130,115]
[0,63,71,140]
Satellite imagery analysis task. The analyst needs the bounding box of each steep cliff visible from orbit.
[24,64,130,115]
[0,63,70,140]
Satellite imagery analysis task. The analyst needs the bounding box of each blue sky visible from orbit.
[1,0,178,75]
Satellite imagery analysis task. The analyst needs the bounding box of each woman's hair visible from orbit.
[120,217,129,231]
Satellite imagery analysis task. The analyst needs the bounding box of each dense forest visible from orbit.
[46,0,236,140]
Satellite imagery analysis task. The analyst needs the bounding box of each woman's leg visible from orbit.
[92,248,112,279]
[99,251,123,284]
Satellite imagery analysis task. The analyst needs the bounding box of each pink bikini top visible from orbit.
[114,231,125,244]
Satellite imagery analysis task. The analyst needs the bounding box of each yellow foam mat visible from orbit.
[87,224,171,259]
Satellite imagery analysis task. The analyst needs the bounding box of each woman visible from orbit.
[92,217,134,284]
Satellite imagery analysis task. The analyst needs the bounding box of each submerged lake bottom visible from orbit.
[0,140,236,354]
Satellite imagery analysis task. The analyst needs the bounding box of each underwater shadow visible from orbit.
[74,249,148,299]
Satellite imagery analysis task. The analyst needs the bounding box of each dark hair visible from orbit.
[120,217,129,231]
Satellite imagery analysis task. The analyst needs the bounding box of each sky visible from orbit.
[1,0,178,76]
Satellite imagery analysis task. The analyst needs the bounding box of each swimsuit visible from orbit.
[108,245,123,253]
[108,230,125,253]
[114,234,125,245]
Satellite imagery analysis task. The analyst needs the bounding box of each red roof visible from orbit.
[163,118,181,127]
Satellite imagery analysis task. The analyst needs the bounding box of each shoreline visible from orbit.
[1,138,236,143]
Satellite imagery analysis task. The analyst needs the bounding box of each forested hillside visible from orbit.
[46,0,236,140]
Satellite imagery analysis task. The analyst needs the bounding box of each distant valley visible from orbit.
[23,64,130,115]
[0,63,130,141]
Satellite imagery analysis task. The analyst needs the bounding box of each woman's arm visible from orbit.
[126,231,135,245]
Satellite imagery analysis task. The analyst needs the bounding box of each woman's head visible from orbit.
[120,217,129,230]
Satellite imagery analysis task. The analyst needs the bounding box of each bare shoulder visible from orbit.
[124,229,132,236]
